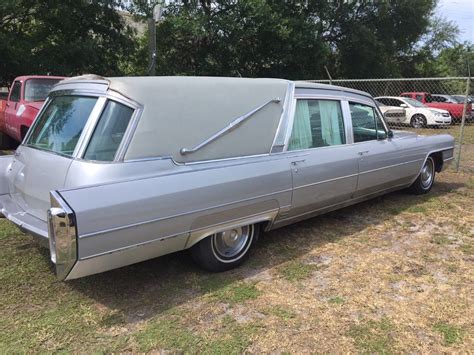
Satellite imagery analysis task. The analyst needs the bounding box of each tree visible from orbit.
[135,0,444,79]
[147,0,330,79]
[319,0,438,78]
[0,0,137,85]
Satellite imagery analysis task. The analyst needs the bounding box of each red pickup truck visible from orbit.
[400,92,472,123]
[0,75,65,146]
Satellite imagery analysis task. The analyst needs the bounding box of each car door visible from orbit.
[386,98,406,124]
[349,101,413,197]
[391,98,412,124]
[5,81,22,139]
[284,98,359,219]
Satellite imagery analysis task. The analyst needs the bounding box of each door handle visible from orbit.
[358,151,369,156]
[291,159,306,165]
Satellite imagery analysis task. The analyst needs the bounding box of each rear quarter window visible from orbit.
[83,100,134,161]
[26,96,98,156]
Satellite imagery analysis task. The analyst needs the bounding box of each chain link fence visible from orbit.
[307,77,473,173]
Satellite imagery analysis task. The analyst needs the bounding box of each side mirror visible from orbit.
[400,103,408,108]
[387,130,394,138]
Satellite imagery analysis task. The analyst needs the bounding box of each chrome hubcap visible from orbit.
[212,225,251,258]
[421,159,434,188]
[413,117,423,127]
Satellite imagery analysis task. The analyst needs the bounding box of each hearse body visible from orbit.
[0,76,454,280]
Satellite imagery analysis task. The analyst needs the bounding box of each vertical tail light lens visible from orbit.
[48,191,77,280]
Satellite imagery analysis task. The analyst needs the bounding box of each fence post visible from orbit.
[455,76,471,172]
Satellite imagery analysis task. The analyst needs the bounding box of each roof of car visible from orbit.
[13,75,66,82]
[53,76,375,162]
[294,80,371,97]
[375,96,409,99]
[59,75,372,98]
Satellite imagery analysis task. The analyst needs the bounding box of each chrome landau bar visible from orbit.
[180,97,281,155]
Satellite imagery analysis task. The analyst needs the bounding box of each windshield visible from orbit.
[26,96,97,156]
[24,79,62,102]
[451,96,465,103]
[403,98,426,108]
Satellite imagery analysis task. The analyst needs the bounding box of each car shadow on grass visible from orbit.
[67,179,466,325]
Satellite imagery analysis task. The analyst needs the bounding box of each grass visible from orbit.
[348,318,394,354]
[0,169,473,352]
[431,234,451,245]
[328,296,345,304]
[134,315,260,353]
[277,260,316,282]
[459,243,473,255]
[410,124,474,145]
[433,322,464,346]
[210,281,262,304]
[265,305,296,320]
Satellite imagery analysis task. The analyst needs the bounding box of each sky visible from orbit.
[436,0,474,43]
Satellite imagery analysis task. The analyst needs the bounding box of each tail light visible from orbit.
[48,191,77,280]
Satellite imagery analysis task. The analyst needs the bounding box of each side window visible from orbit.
[376,98,389,106]
[288,99,345,151]
[350,102,387,143]
[415,95,423,102]
[393,99,404,107]
[9,81,21,102]
[84,100,134,161]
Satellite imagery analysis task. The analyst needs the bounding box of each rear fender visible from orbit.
[0,155,13,196]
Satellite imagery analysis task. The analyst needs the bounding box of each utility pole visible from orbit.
[147,16,156,76]
[147,2,162,76]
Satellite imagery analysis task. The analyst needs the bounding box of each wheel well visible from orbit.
[429,152,443,172]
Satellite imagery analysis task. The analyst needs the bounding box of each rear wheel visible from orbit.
[410,114,427,128]
[190,224,258,272]
[408,157,435,195]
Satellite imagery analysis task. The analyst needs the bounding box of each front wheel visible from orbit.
[408,157,435,195]
[410,114,427,128]
[190,224,259,272]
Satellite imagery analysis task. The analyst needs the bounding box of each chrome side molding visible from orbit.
[48,191,77,280]
[180,97,281,155]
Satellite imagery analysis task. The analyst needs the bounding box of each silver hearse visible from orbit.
[0,76,454,280]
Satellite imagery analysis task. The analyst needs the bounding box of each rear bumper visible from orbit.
[0,194,49,248]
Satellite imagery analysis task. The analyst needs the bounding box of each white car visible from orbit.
[375,96,451,128]
[377,103,406,124]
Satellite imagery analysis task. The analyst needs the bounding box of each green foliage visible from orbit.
[1,0,470,85]
[417,43,473,78]
[0,0,138,85]
[153,0,329,79]
[148,0,450,79]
